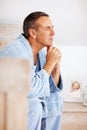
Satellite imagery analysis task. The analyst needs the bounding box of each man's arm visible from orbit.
[51,63,60,86]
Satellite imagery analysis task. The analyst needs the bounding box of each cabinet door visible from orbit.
[61,112,87,130]
[7,93,27,130]
[0,94,5,130]
[0,58,30,130]
[0,93,27,130]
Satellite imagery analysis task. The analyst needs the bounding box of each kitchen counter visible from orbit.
[63,102,87,113]
[61,102,87,130]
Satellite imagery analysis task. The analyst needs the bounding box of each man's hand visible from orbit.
[44,46,62,76]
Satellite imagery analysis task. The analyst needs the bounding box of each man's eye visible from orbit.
[44,27,50,30]
[45,26,54,30]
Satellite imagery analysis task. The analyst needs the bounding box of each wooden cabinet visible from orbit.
[0,94,5,130]
[61,102,87,130]
[0,58,30,130]
[0,93,27,130]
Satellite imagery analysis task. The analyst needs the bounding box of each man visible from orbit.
[0,11,63,130]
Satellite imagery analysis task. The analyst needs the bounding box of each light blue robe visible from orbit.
[0,34,63,130]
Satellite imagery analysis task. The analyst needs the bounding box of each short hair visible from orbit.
[23,11,49,39]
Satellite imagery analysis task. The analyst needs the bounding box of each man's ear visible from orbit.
[28,29,36,39]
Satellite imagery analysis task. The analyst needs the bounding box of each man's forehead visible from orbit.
[35,16,53,27]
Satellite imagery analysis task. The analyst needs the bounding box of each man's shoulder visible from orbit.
[0,34,30,57]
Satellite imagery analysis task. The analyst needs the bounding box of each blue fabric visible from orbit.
[41,118,46,130]
[0,34,63,130]
[46,115,63,130]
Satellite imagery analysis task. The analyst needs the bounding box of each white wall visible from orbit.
[59,46,87,102]
[0,0,87,46]
[0,0,87,102]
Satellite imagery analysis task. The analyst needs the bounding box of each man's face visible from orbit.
[34,16,55,48]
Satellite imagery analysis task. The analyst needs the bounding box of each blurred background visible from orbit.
[0,0,87,101]
[0,0,87,129]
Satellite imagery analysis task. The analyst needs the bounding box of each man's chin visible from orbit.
[49,42,53,47]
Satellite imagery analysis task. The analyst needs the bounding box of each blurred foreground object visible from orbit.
[0,58,31,130]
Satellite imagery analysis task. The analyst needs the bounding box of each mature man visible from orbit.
[0,11,63,130]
